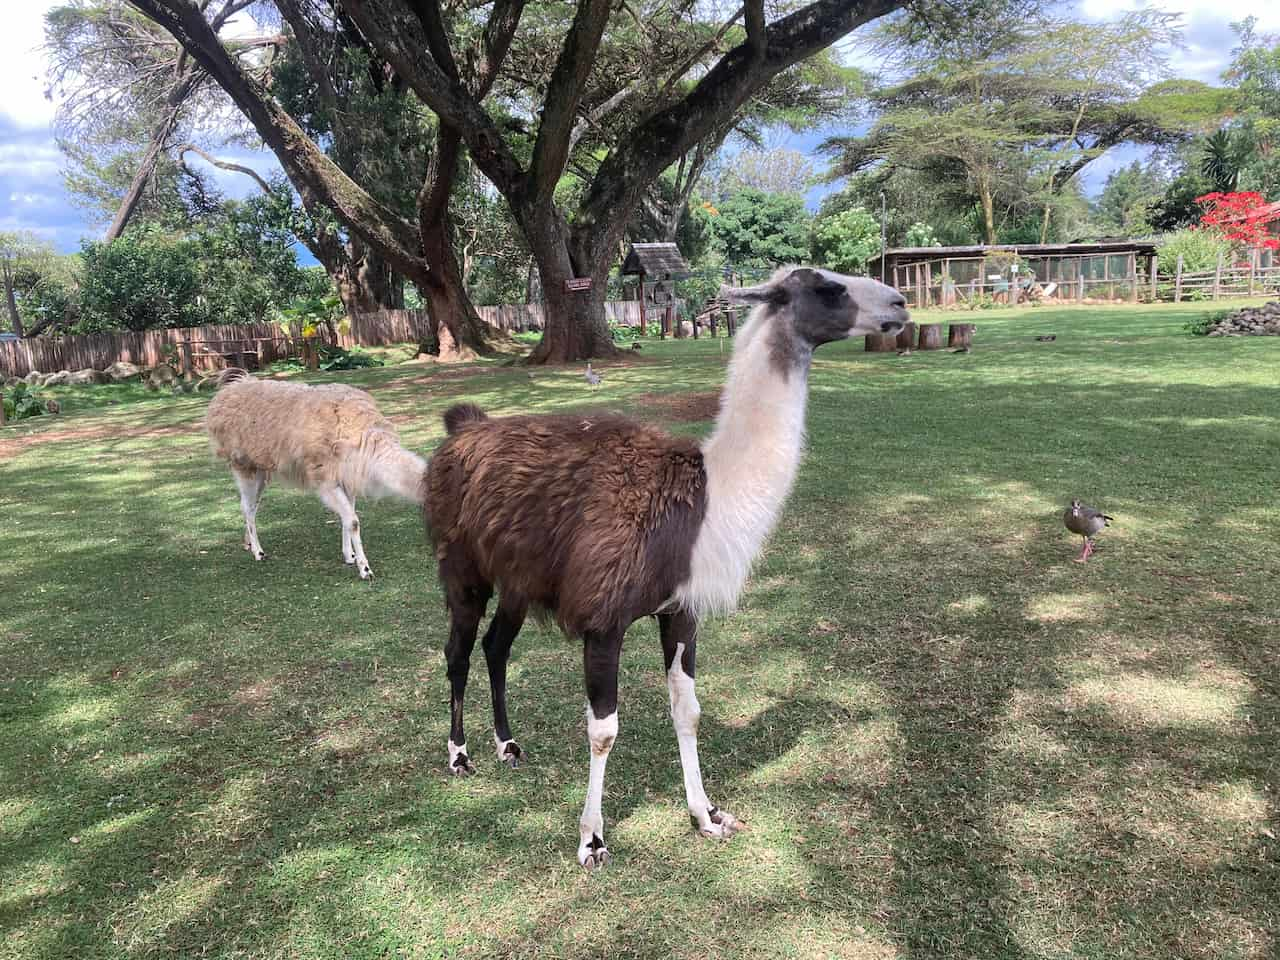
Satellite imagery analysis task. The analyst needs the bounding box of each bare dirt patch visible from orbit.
[632,390,721,423]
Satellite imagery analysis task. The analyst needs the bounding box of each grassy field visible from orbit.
[1,301,1277,959]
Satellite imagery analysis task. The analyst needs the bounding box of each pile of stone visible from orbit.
[3,360,157,389]
[1204,301,1280,336]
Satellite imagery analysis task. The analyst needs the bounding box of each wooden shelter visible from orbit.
[869,241,1159,308]
[621,242,691,336]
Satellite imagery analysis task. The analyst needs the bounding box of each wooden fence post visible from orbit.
[1174,254,1184,303]
[1249,249,1257,297]
[1129,252,1138,303]
[181,339,193,381]
[1213,251,1223,300]
[1150,254,1159,302]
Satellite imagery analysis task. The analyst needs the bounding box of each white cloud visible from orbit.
[1076,0,1280,82]
[0,142,61,178]
[0,0,61,130]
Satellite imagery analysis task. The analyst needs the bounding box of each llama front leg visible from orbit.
[231,466,268,560]
[659,612,740,839]
[482,601,527,768]
[578,633,622,868]
[316,485,372,579]
[340,499,355,566]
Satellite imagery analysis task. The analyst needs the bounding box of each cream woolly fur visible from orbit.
[207,375,426,577]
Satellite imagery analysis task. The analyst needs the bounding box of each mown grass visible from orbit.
[1,300,1277,959]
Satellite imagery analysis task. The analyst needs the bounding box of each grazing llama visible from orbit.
[207,370,425,579]
[423,266,908,866]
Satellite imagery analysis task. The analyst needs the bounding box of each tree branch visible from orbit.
[176,142,272,192]
[340,0,529,202]
[578,0,902,234]
[528,0,613,202]
[126,0,428,278]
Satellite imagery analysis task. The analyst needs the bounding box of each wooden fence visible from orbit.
[346,299,683,345]
[0,321,290,379]
[1170,253,1280,302]
[1,299,684,378]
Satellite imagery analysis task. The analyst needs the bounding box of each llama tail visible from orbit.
[340,428,428,504]
[443,403,487,435]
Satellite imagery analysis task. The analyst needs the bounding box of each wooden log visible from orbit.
[896,321,917,350]
[947,323,975,348]
[917,323,943,350]
[865,333,898,352]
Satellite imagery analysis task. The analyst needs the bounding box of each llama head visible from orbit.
[721,266,909,351]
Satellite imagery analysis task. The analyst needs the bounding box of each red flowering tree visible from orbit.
[1195,191,1280,251]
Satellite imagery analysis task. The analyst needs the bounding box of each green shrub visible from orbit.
[1185,309,1230,336]
[3,383,47,422]
[1156,229,1233,276]
[317,344,383,371]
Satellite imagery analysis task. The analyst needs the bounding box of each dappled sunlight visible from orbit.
[948,593,992,615]
[1065,665,1250,732]
[111,873,231,954]
[1026,591,1106,623]
[990,690,1070,761]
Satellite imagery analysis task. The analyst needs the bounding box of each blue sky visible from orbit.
[2,0,1277,255]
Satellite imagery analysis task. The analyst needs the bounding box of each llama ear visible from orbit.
[720,282,787,305]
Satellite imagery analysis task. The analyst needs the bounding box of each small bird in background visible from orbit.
[1063,499,1113,562]
[951,345,970,354]
[897,347,913,357]
[584,362,602,390]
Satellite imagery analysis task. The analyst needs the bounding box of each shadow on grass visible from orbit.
[2,314,1277,958]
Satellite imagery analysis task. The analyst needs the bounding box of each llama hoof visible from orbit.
[695,806,741,839]
[448,754,476,776]
[495,737,523,769]
[447,741,475,776]
[578,836,610,869]
[358,565,374,580]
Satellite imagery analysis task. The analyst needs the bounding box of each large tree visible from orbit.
[126,0,906,363]
[824,3,1229,244]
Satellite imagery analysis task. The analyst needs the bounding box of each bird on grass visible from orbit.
[584,362,602,389]
[1063,499,1113,562]
[897,348,913,357]
[951,345,970,354]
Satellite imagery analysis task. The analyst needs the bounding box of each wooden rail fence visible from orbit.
[1,300,684,378]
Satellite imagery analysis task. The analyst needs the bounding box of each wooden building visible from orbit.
[621,242,691,335]
[868,241,1159,308]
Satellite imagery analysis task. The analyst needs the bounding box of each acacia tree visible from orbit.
[127,0,906,363]
[825,2,1228,244]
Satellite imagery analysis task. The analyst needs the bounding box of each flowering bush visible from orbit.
[1195,192,1280,251]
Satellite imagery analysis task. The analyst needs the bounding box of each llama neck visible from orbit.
[676,318,811,617]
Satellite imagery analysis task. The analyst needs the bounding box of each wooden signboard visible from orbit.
[564,278,593,292]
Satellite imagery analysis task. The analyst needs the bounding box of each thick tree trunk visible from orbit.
[420,211,492,360]
[526,219,618,364]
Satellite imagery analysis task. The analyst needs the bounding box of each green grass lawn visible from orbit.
[1,301,1277,959]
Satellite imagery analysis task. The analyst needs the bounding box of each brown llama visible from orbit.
[207,370,425,579]
[423,266,909,867]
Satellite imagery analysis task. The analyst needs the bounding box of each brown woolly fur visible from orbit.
[425,411,706,636]
[208,376,425,503]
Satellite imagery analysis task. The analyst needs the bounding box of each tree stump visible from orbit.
[865,333,898,352]
[896,321,917,350]
[947,323,975,348]
[917,324,943,350]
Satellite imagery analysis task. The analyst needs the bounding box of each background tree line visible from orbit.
[5,1,1276,355]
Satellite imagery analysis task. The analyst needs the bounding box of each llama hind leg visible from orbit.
[340,499,355,566]
[578,632,622,868]
[443,577,491,775]
[232,467,268,561]
[482,600,528,768]
[659,611,740,840]
[316,485,371,579]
